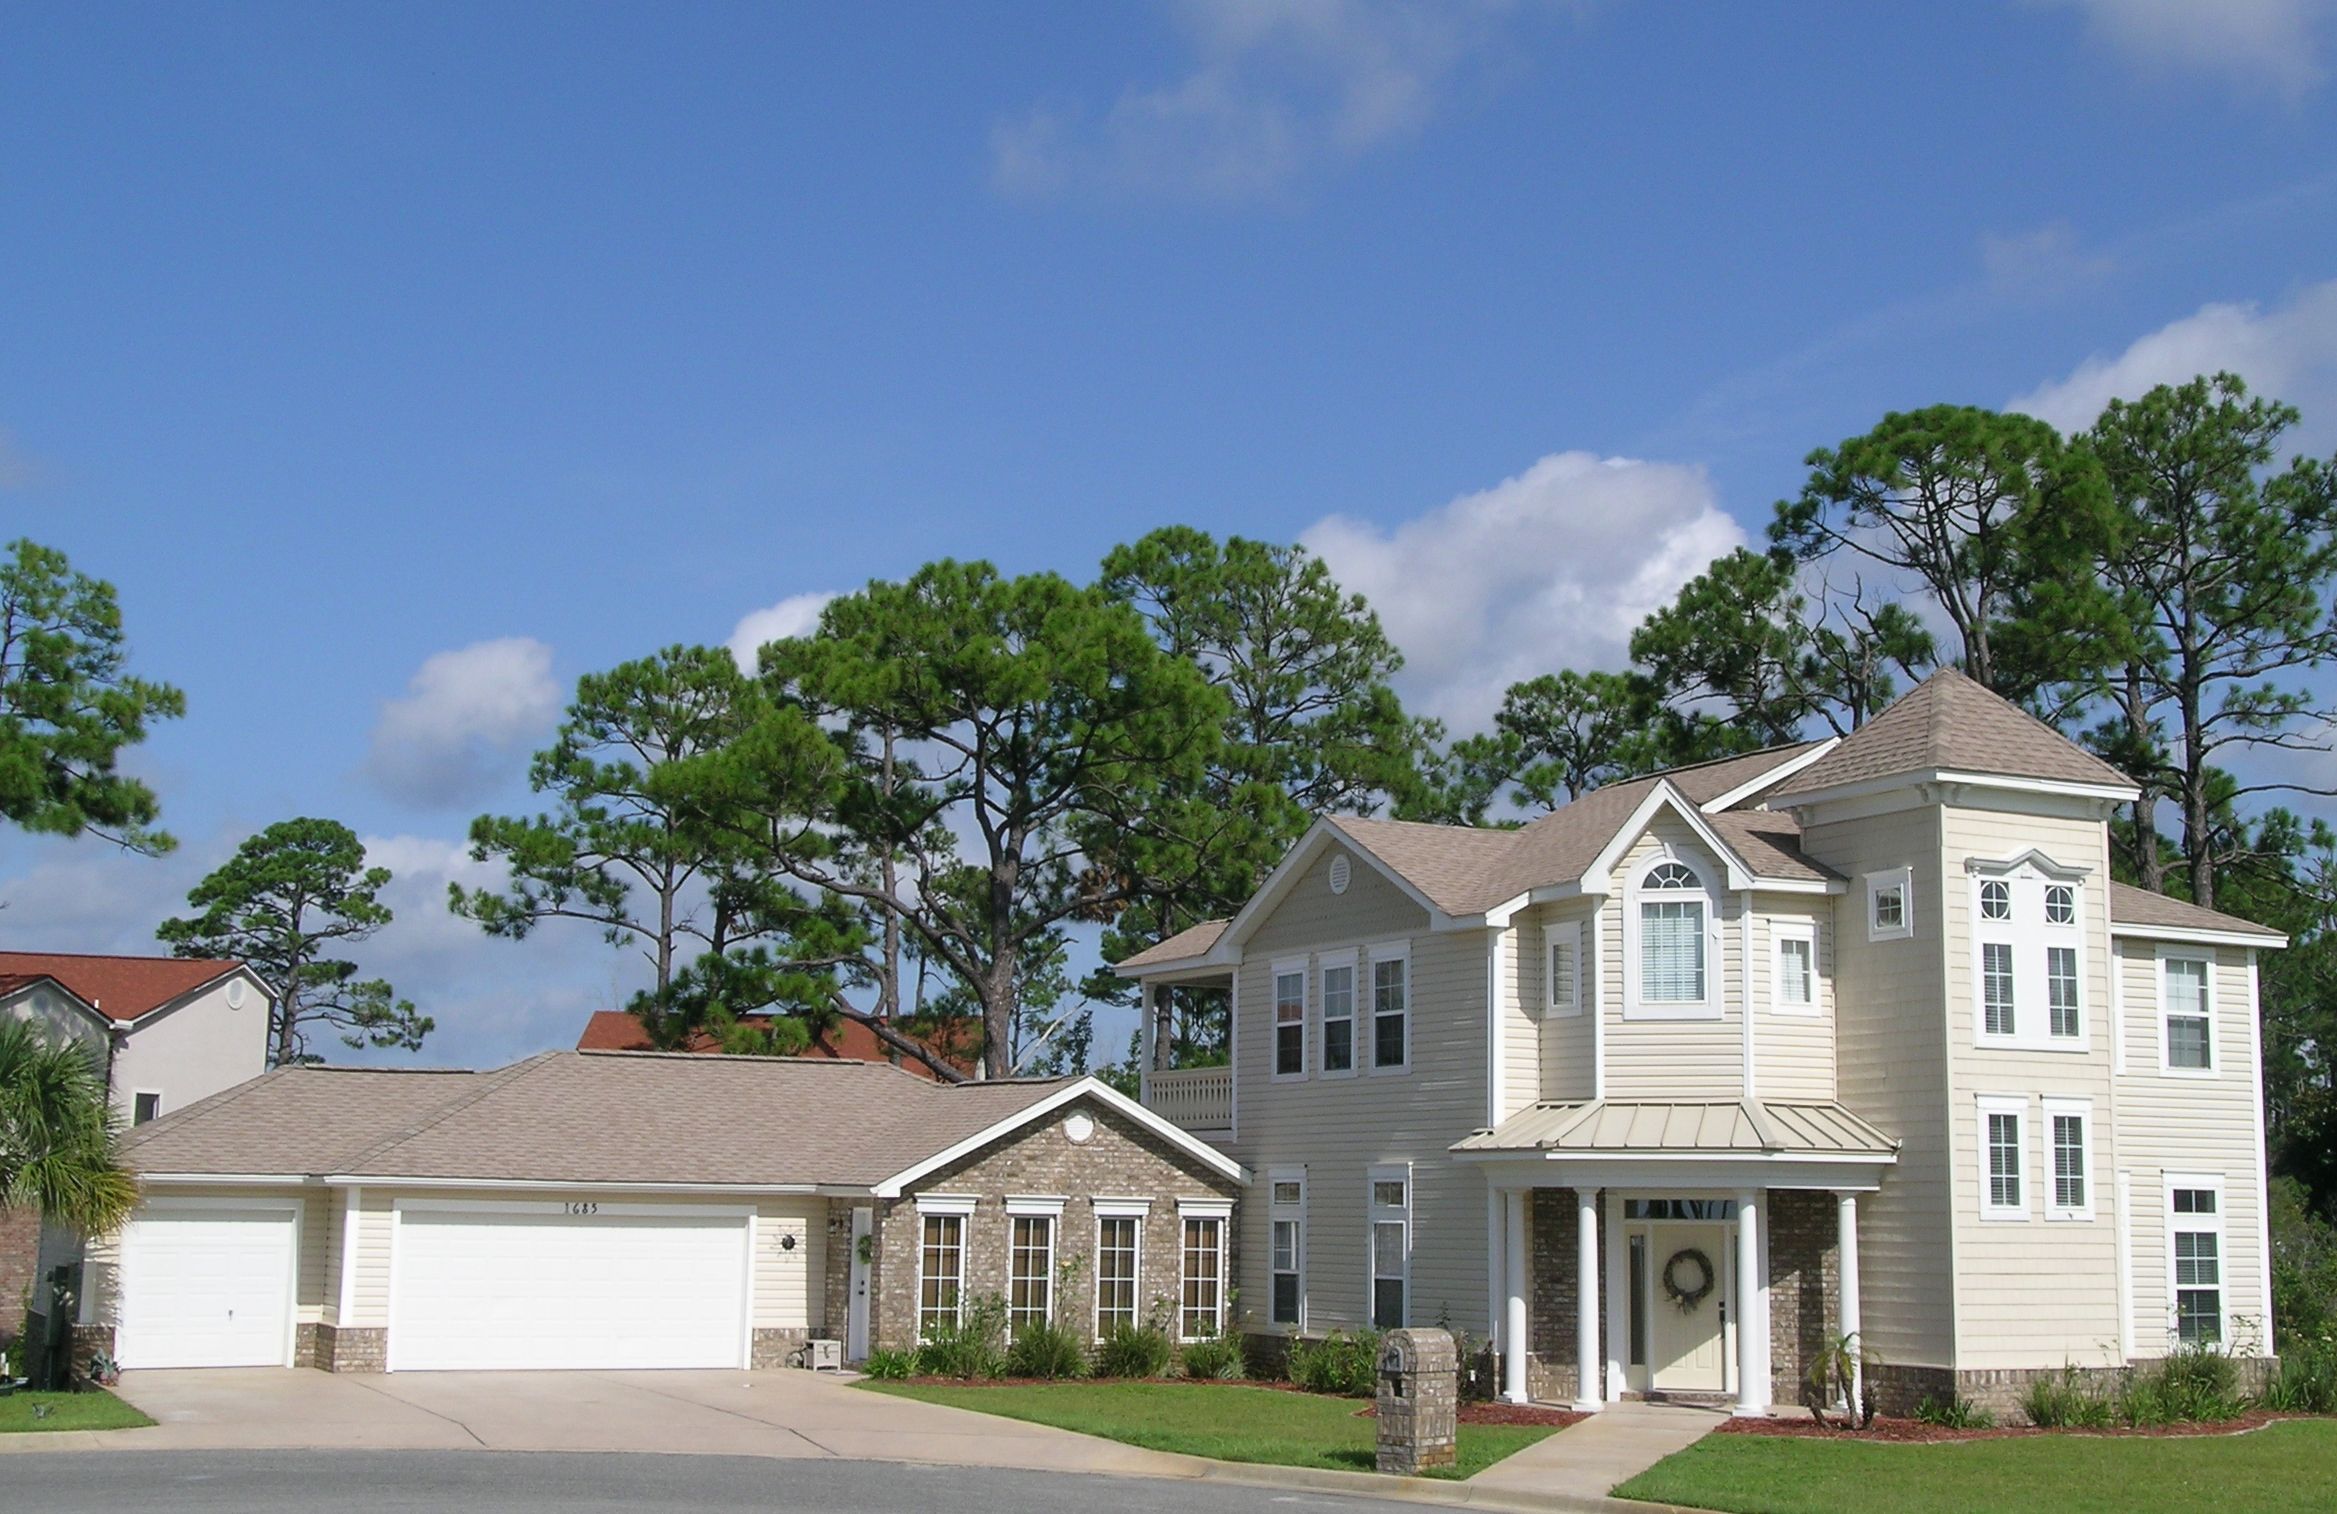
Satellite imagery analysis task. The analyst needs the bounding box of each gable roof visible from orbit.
[0,951,254,1024]
[2108,881,2286,945]
[1771,668,2134,800]
[124,1049,1242,1192]
[573,1009,974,1079]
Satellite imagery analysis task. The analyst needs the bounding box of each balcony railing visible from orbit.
[1143,1064,1233,1134]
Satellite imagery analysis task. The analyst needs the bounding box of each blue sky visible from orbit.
[6,0,2336,1068]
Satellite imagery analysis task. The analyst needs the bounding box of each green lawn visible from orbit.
[861,1380,1555,1479]
[0,1389,154,1434]
[1612,1420,2337,1514]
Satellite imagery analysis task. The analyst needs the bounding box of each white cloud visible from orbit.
[364,637,563,808]
[991,0,1516,203]
[1979,221,2115,298]
[2009,278,2337,440]
[1302,451,1746,731]
[2047,0,2333,99]
[726,591,839,673]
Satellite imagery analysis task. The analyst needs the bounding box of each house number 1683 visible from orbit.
[565,1201,599,1216]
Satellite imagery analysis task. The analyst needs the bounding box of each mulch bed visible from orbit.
[877,1375,1583,1427]
[1717,1410,2285,1443]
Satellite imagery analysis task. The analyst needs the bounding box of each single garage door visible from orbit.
[389,1205,749,1371]
[117,1205,297,1369]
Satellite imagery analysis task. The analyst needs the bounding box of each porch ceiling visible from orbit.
[1452,1098,1900,1159]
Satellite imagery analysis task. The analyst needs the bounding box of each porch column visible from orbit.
[1573,1187,1601,1412]
[1503,1189,1530,1404]
[1836,1191,1863,1413]
[1734,1188,1766,1417]
[1138,981,1155,1092]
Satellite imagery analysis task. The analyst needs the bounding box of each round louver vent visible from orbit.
[1064,1113,1096,1145]
[1329,854,1351,894]
[225,979,248,1010]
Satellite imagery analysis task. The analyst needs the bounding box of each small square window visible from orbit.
[1867,869,1913,942]
[2045,884,2075,925]
[1271,1180,1302,1205]
[132,1091,161,1126]
[1372,1179,1407,1209]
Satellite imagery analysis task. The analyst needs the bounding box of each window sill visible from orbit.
[1978,1209,2031,1224]
[2045,1209,2096,1223]
[1623,1002,1723,1022]
[1367,1062,1412,1078]
[1974,1034,2091,1054]
[1770,1004,1822,1019]
[2158,1066,2219,1080]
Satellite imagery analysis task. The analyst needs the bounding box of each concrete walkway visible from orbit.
[1468,1401,1722,1508]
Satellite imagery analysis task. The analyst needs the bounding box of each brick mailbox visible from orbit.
[1375,1327,1458,1475]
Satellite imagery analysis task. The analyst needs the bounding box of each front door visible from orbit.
[846,1206,873,1361]
[1647,1222,1728,1393]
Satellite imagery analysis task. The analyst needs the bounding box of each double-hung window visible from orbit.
[2168,1179,2225,1346]
[1006,1202,1060,1336]
[1369,945,1409,1072]
[1982,941,2018,1037]
[1368,1166,1410,1329]
[1973,868,2086,1049]
[1273,961,1308,1080]
[1268,1171,1306,1329]
[916,1196,975,1338]
[1319,952,1357,1076]
[1772,921,1817,1014]
[1977,1097,2027,1220]
[1178,1202,1230,1341]
[2162,952,2214,1073]
[2043,1098,2092,1221]
[1637,861,1708,1008]
[1093,1205,1144,1338]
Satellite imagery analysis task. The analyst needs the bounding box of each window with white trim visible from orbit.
[1179,1206,1228,1340]
[1320,954,1356,1075]
[1637,860,1708,1004]
[1544,919,1583,1018]
[1094,1211,1142,1338]
[1982,941,2017,1036]
[1369,946,1409,1072]
[1273,962,1307,1080]
[1269,1170,1306,1329]
[2047,946,2081,1039]
[1007,1213,1057,1334]
[1977,1096,2028,1220]
[1368,1166,1410,1329]
[1772,922,1817,1013]
[132,1091,162,1126]
[1972,866,2086,1049]
[2162,952,2214,1073]
[2168,1180,2225,1346]
[2044,1098,2092,1221]
[1867,867,1913,942]
[918,1206,970,1337]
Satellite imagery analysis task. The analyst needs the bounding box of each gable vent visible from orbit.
[1329,854,1352,895]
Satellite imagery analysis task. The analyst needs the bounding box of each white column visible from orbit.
[1835,1191,1862,1413]
[1735,1188,1766,1417]
[1503,1189,1530,1404]
[1574,1187,1601,1412]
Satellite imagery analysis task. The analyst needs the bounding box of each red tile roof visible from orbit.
[0,951,249,1023]
[574,1010,973,1080]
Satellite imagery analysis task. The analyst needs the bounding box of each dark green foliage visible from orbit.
[157,817,430,1065]
[914,1294,1008,1380]
[2263,1341,2337,1415]
[1286,1329,1381,1398]
[2116,1346,2243,1427]
[860,1348,915,1381]
[1424,670,1666,823]
[2019,1368,2117,1429]
[0,1019,135,1236]
[1005,1318,1091,1380]
[1094,1320,1175,1379]
[1177,1330,1245,1381]
[0,539,185,854]
[2272,1177,2337,1349]
[1911,1395,1995,1429]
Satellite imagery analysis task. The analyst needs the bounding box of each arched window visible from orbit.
[1638,860,1708,1003]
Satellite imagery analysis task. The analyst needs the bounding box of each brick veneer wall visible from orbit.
[1524,1188,1605,1403]
[822,1203,853,1344]
[871,1095,1241,1354]
[0,1205,41,1342]
[1767,1190,1839,1409]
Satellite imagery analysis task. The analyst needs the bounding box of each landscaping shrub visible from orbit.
[1287,1328,1381,1398]
[2263,1338,2337,1415]
[1178,1330,1245,1381]
[1912,1394,1994,1429]
[860,1348,915,1381]
[1005,1319,1090,1381]
[2121,1344,2242,1427]
[1094,1320,1174,1380]
[2020,1367,2116,1429]
[915,1294,1008,1380]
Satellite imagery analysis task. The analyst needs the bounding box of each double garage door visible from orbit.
[118,1202,751,1372]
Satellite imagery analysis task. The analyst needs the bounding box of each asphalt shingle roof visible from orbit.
[2108,881,2285,942]
[1771,668,2133,798]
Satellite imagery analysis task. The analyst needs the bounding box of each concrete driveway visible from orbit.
[6,1368,1184,1477]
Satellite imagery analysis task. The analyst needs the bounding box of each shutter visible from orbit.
[1544,920,1582,1017]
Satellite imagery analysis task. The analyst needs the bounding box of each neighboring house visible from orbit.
[1120,670,2284,1418]
[0,951,273,1314]
[83,1051,1242,1372]
[575,1009,975,1080]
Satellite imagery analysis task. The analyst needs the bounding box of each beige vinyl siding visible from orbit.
[753,1198,826,1331]
[1527,902,1597,1103]
[1796,799,1951,1368]
[1938,805,2122,1369]
[1495,923,1539,1122]
[1222,912,1491,1339]
[85,1183,334,1330]
[2115,939,2267,1356]
[347,1186,396,1327]
[1752,898,1835,1102]
[1246,842,1429,959]
[1601,818,1743,1101]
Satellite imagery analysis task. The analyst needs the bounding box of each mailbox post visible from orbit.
[1375,1327,1458,1475]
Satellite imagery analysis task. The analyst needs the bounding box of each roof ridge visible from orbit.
[336,1052,559,1172]
[0,948,242,966]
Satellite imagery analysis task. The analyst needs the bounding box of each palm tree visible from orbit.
[0,1020,136,1237]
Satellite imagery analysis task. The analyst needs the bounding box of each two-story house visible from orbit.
[1,951,274,1313]
[1120,670,2283,1418]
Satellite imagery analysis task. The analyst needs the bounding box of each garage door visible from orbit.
[389,1205,749,1371]
[117,1205,297,1369]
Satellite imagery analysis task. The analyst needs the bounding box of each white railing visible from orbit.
[1143,1065,1233,1132]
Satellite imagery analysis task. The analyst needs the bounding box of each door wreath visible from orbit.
[1661,1247,1716,1313]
